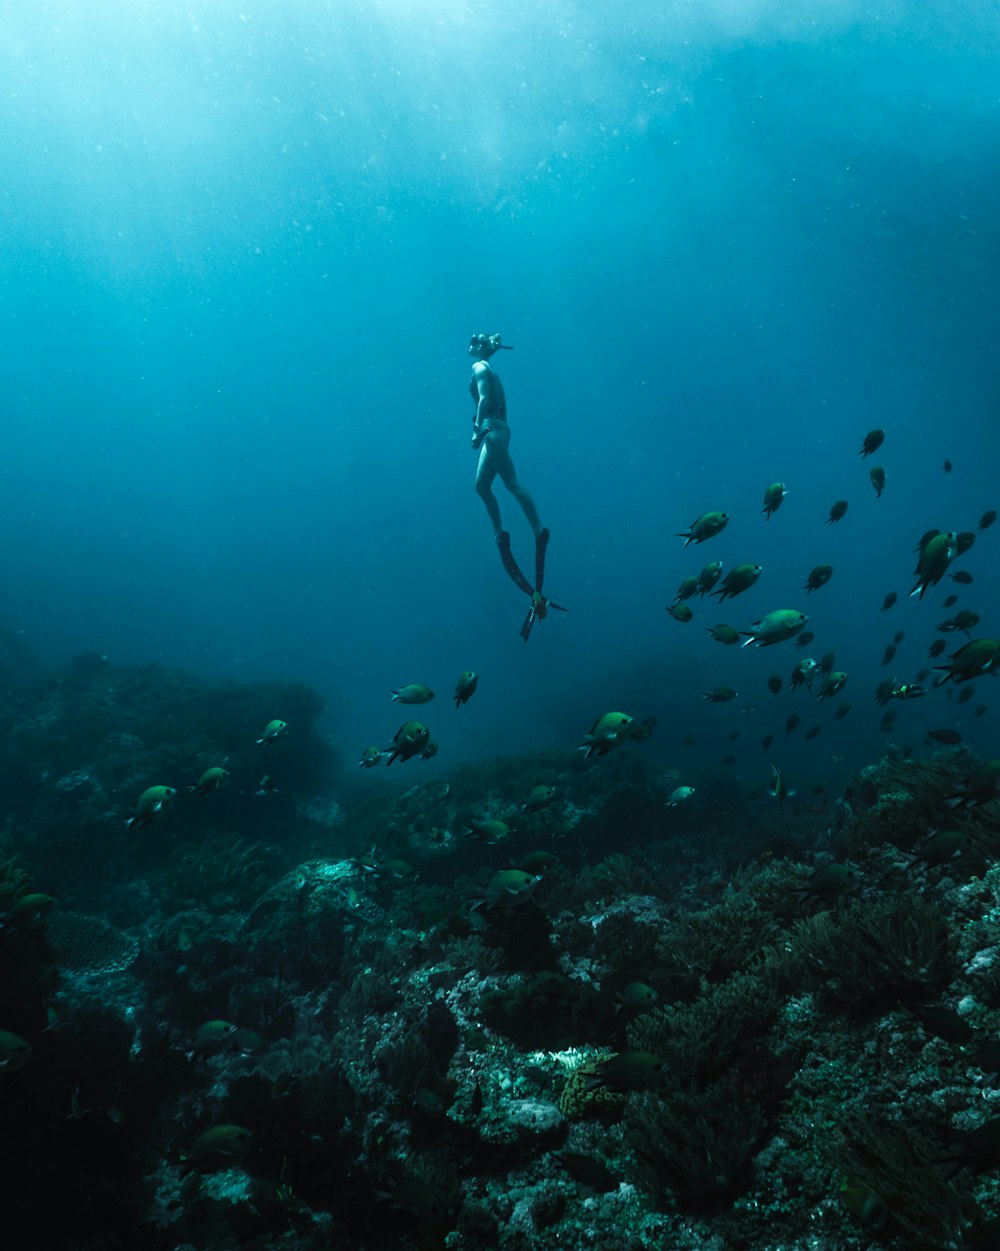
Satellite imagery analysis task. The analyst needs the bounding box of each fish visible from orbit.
[674,575,700,602]
[803,565,833,593]
[958,684,976,704]
[454,671,478,707]
[795,630,816,649]
[522,784,557,813]
[188,767,230,795]
[911,531,958,599]
[256,719,288,745]
[581,711,634,759]
[616,982,660,1012]
[193,1020,241,1055]
[0,1030,33,1074]
[785,713,801,734]
[834,703,851,720]
[793,862,854,903]
[934,638,1000,685]
[869,465,886,497]
[391,684,435,704]
[942,459,952,473]
[469,869,542,913]
[666,602,694,622]
[667,786,695,806]
[858,428,885,457]
[928,639,946,658]
[767,674,783,695]
[762,481,787,519]
[179,1124,254,1176]
[581,1050,668,1093]
[125,785,176,831]
[944,760,1000,809]
[880,710,897,730]
[926,729,962,745]
[702,686,737,703]
[790,658,818,691]
[956,531,976,554]
[893,631,905,644]
[696,561,724,595]
[769,763,795,801]
[676,511,729,546]
[741,609,808,648]
[0,892,55,933]
[950,571,974,584]
[629,716,657,742]
[713,563,762,601]
[827,500,848,523]
[255,774,280,796]
[881,592,898,612]
[707,623,741,645]
[839,1175,888,1233]
[358,746,384,768]
[384,721,431,764]
[881,644,897,667]
[761,733,774,749]
[804,726,821,741]
[463,820,513,845]
[818,672,847,700]
[979,510,997,531]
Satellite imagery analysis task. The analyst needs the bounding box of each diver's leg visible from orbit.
[495,449,543,537]
[474,447,504,536]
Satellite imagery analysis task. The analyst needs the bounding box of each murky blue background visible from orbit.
[1,1,997,784]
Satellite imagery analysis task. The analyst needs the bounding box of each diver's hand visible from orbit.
[471,430,485,449]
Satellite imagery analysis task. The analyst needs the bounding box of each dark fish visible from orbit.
[882,644,897,666]
[893,631,905,645]
[880,710,896,731]
[943,594,958,609]
[979,510,997,531]
[728,729,741,741]
[927,729,962,745]
[819,652,836,675]
[928,639,946,658]
[942,459,952,473]
[804,726,820,741]
[795,631,816,649]
[720,754,737,765]
[975,704,988,717]
[827,499,848,524]
[804,564,833,593]
[950,571,974,584]
[874,678,895,706]
[880,592,897,612]
[958,686,975,705]
[869,465,886,497]
[834,703,850,720]
[914,668,930,682]
[556,1152,619,1192]
[761,733,774,749]
[859,428,885,457]
[956,531,976,555]
[767,674,783,695]
[785,713,801,734]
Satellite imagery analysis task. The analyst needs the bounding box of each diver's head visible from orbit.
[469,332,513,359]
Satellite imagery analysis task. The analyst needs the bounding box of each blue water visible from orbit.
[1,0,997,784]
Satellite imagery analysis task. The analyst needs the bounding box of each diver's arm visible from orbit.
[471,365,492,444]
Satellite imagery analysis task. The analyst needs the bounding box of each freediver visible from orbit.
[468,332,565,639]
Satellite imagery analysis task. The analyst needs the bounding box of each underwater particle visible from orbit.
[454,670,478,706]
[881,592,897,612]
[358,745,384,768]
[676,510,729,546]
[522,784,557,813]
[804,564,833,593]
[827,499,848,524]
[0,1029,32,1073]
[769,763,795,801]
[859,428,885,457]
[911,531,958,599]
[179,1124,254,1176]
[767,674,783,695]
[978,509,996,531]
[696,561,724,595]
[125,785,176,831]
[391,683,435,704]
[707,623,741,645]
[188,766,230,795]
[666,602,693,622]
[702,686,737,703]
[256,718,288,745]
[384,720,431,764]
[741,609,808,648]
[713,563,762,601]
[869,465,886,497]
[762,481,786,519]
[580,711,634,759]
[668,786,695,806]
[255,773,280,796]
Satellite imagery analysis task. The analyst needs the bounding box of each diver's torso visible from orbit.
[471,362,507,421]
